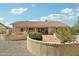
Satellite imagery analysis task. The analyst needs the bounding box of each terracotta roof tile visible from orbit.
[12,21,66,28]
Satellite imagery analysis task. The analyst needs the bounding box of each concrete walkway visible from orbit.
[0,40,33,56]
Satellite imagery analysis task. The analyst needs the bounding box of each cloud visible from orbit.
[31,4,36,7]
[0,17,4,20]
[48,14,64,21]
[68,15,76,20]
[28,19,40,21]
[40,16,48,21]
[40,12,77,22]
[10,8,28,14]
[60,8,79,20]
[75,7,79,16]
[61,8,73,14]
[48,14,63,19]
[64,15,76,20]
[61,8,74,16]
[40,14,64,21]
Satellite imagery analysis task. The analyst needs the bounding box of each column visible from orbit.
[35,28,37,33]
[48,28,51,34]
[6,29,9,35]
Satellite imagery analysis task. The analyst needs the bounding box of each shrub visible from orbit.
[29,32,42,41]
[56,27,76,43]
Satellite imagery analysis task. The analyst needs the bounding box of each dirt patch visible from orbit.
[7,32,27,41]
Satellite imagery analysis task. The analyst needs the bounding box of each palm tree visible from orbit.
[74,20,79,33]
[55,27,76,43]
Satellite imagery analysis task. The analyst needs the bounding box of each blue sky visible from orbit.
[0,3,78,26]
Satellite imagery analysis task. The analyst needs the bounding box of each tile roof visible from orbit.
[12,21,66,28]
[0,23,9,29]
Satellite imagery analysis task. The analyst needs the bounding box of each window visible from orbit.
[29,28,33,30]
[29,28,34,32]
[20,28,24,32]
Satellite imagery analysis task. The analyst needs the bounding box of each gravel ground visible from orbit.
[0,40,33,56]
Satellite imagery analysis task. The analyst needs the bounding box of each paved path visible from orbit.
[0,40,33,56]
[0,34,33,56]
[42,35,60,44]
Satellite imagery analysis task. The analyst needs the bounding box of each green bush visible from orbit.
[29,32,42,41]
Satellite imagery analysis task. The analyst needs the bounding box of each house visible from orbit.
[11,21,66,34]
[0,23,9,34]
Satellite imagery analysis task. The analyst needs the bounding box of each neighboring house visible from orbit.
[11,21,66,34]
[0,23,9,34]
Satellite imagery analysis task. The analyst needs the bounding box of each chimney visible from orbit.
[45,19,48,22]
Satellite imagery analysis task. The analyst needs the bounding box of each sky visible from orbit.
[0,3,79,26]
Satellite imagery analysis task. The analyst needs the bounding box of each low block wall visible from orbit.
[27,37,79,56]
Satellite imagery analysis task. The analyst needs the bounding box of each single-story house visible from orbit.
[11,21,66,34]
[0,23,9,34]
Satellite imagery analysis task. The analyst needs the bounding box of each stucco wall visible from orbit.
[0,24,7,34]
[27,37,79,56]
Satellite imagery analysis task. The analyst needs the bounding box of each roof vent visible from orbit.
[45,19,48,22]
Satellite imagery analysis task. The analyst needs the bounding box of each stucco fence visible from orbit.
[27,37,79,56]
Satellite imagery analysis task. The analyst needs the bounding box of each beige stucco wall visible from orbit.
[27,37,79,56]
[0,24,7,34]
[48,27,56,34]
[13,28,21,33]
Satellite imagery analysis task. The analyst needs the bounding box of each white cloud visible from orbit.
[40,14,63,21]
[8,25,13,28]
[40,14,64,21]
[48,14,63,19]
[61,8,75,16]
[40,16,48,21]
[29,19,40,21]
[40,12,77,22]
[10,8,28,14]
[48,14,64,21]
[61,8,73,14]
[0,17,4,20]
[31,4,36,7]
[75,7,79,16]
[64,15,76,20]
[60,8,79,20]
[68,15,76,20]
[5,22,13,27]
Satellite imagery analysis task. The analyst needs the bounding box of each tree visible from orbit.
[74,20,79,33]
[56,27,76,43]
[70,26,77,34]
